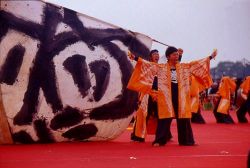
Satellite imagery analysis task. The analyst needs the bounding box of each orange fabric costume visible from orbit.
[240,76,250,95]
[190,75,207,113]
[236,76,250,106]
[133,93,149,138]
[217,76,236,114]
[127,57,212,119]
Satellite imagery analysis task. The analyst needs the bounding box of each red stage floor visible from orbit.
[0,111,250,168]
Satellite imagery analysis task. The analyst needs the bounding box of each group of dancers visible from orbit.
[127,47,249,146]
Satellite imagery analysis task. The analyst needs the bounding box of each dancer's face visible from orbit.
[150,52,159,63]
[168,51,179,64]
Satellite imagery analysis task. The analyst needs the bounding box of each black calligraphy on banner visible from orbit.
[0,1,151,143]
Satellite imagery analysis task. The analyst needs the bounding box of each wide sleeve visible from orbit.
[240,76,250,95]
[190,75,206,96]
[127,57,158,94]
[189,57,213,89]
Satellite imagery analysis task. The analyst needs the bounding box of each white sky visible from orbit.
[46,0,250,67]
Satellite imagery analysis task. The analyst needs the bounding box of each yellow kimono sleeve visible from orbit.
[190,75,206,97]
[240,76,250,95]
[189,57,213,89]
[190,75,204,113]
[127,57,158,94]
[133,93,149,138]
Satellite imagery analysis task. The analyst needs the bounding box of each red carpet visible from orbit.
[0,111,249,168]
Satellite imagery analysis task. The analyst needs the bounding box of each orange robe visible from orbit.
[217,76,236,114]
[133,92,158,138]
[127,57,212,119]
[236,76,250,106]
[240,76,250,95]
[190,75,207,113]
[133,93,149,138]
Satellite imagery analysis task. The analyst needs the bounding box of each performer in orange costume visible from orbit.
[131,49,171,142]
[213,76,236,124]
[127,46,217,146]
[190,75,207,124]
[236,76,250,123]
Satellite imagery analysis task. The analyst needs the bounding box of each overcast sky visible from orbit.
[46,0,250,67]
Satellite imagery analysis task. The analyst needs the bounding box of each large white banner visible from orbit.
[0,0,152,143]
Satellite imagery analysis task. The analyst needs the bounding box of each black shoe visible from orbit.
[217,114,234,124]
[191,113,206,124]
[224,115,235,124]
[130,134,145,142]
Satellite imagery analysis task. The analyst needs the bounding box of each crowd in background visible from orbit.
[199,76,250,124]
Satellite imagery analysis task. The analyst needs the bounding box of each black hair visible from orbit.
[149,49,158,58]
[165,46,178,58]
